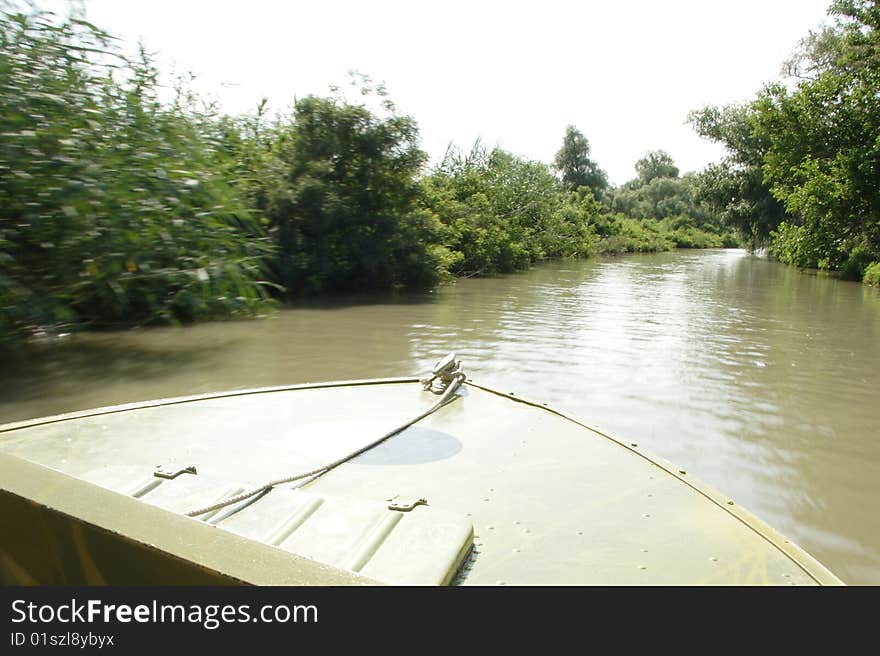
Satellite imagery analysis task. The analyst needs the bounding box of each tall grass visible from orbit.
[0,7,274,346]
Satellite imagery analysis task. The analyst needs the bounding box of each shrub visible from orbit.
[0,8,274,343]
[840,245,879,281]
[863,262,880,287]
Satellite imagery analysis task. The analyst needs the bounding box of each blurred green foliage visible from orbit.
[0,6,274,347]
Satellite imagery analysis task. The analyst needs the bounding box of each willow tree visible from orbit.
[553,125,608,196]
[635,150,679,184]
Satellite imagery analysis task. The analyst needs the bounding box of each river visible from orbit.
[2,248,878,584]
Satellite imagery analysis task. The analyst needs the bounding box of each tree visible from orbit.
[750,0,880,272]
[261,88,450,293]
[635,150,679,184]
[781,25,846,80]
[688,0,880,277]
[687,104,785,248]
[609,152,719,229]
[611,175,709,223]
[553,125,608,195]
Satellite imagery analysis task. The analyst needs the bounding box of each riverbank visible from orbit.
[1,237,735,353]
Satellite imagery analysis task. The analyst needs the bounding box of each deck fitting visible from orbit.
[154,464,197,480]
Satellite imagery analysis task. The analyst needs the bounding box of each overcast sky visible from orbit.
[65,0,833,184]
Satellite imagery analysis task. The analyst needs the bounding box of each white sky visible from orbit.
[56,0,833,184]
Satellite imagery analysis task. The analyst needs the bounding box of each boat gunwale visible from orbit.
[0,376,421,434]
[465,380,845,587]
[0,375,844,586]
[0,452,379,586]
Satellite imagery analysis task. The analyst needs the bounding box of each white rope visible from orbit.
[184,371,467,518]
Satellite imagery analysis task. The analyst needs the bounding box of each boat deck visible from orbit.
[0,378,842,585]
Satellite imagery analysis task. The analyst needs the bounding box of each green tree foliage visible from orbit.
[687,105,786,248]
[0,7,273,346]
[752,0,880,276]
[422,142,728,270]
[258,89,452,293]
[591,214,729,254]
[608,152,730,244]
[635,150,679,184]
[689,0,880,282]
[781,24,846,80]
[553,125,608,196]
[612,173,708,222]
[863,261,880,286]
[422,143,598,275]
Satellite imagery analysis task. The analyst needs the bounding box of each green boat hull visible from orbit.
[0,375,842,585]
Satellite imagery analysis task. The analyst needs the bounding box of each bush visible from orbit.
[768,222,823,268]
[422,144,597,275]
[863,262,880,287]
[840,245,879,281]
[663,216,724,249]
[0,8,274,343]
[257,89,448,294]
[595,216,673,254]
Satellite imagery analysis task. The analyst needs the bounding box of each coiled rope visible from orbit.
[184,360,466,518]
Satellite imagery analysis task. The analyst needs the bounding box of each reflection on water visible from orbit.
[1,249,878,584]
